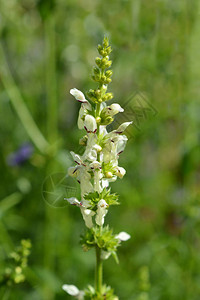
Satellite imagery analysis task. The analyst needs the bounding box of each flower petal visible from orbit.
[107,103,124,116]
[95,199,108,226]
[70,88,87,103]
[64,197,81,206]
[114,121,133,134]
[80,208,95,228]
[115,231,131,241]
[62,284,79,296]
[84,115,97,133]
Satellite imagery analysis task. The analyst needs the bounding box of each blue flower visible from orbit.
[7,143,33,166]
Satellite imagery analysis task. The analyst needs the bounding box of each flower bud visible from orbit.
[102,93,113,101]
[105,60,112,68]
[93,144,102,152]
[96,116,101,123]
[105,171,113,178]
[93,67,100,75]
[95,57,101,67]
[105,46,112,55]
[105,70,113,78]
[84,115,97,133]
[103,37,109,48]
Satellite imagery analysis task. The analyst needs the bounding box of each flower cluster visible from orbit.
[63,37,131,299]
[66,87,131,228]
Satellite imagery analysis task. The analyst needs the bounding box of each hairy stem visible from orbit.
[95,245,103,294]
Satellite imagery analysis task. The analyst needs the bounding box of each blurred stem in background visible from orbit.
[0,44,49,155]
[0,7,59,299]
[45,14,58,145]
[43,12,58,300]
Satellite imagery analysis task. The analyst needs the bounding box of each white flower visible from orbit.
[89,161,101,169]
[70,151,85,165]
[114,166,126,179]
[77,167,93,199]
[70,88,87,104]
[115,231,131,241]
[106,103,124,116]
[64,197,82,206]
[62,284,79,296]
[95,199,108,226]
[77,106,86,129]
[70,88,92,129]
[62,284,85,299]
[82,133,98,161]
[84,115,97,133]
[68,166,78,177]
[114,121,132,134]
[80,208,95,228]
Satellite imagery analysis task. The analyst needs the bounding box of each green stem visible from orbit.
[42,14,58,300]
[0,44,49,154]
[95,245,103,294]
[45,15,58,145]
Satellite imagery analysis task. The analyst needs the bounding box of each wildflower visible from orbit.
[7,143,33,166]
[62,284,84,299]
[115,232,131,241]
[95,199,109,226]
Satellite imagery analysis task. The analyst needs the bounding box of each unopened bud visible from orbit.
[103,37,109,48]
[105,70,113,78]
[105,60,112,68]
[105,171,113,178]
[96,116,101,123]
[95,57,101,67]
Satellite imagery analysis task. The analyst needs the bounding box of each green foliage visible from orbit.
[0,0,200,298]
[84,188,119,211]
[0,239,31,286]
[80,226,120,263]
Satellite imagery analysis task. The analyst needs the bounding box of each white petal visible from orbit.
[68,166,78,177]
[114,122,133,134]
[84,115,97,133]
[89,161,101,169]
[64,197,81,206]
[95,200,108,226]
[115,231,131,241]
[81,208,95,228]
[77,106,85,129]
[107,103,124,116]
[70,151,82,165]
[70,88,87,103]
[93,144,102,152]
[98,199,108,208]
[62,284,79,296]
[115,166,126,179]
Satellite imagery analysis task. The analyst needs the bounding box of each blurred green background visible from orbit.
[0,0,200,299]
